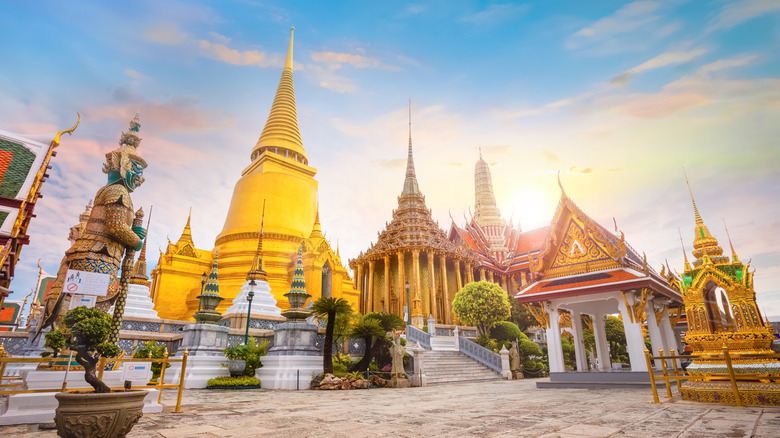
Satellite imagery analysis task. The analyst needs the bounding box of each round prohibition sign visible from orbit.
[66,283,79,292]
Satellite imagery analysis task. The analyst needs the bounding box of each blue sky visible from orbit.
[1,1,779,316]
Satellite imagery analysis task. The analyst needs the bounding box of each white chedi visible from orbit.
[225,279,281,316]
[116,282,160,320]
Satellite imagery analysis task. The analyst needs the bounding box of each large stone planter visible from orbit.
[228,360,246,377]
[54,390,149,438]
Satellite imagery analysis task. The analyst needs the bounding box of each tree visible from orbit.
[312,297,353,374]
[490,321,528,343]
[605,315,628,363]
[452,281,510,337]
[364,312,405,333]
[508,299,538,332]
[61,306,120,393]
[349,317,386,371]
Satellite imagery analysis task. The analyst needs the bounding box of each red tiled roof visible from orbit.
[512,227,548,255]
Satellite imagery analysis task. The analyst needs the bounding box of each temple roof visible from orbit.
[251,28,306,162]
[401,105,420,197]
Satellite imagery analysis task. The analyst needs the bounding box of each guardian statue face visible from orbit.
[124,160,145,192]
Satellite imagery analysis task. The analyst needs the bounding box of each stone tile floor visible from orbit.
[2,379,779,437]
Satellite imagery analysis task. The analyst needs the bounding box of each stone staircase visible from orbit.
[419,350,503,386]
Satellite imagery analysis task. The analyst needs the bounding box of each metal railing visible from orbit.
[644,346,780,407]
[406,325,431,349]
[458,336,501,373]
[0,347,189,413]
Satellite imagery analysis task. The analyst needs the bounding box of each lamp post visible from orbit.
[244,279,256,345]
[198,272,207,312]
[405,280,410,327]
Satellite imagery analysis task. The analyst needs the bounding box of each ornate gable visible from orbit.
[549,217,613,270]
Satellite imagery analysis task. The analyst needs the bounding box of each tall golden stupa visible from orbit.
[150,29,358,320]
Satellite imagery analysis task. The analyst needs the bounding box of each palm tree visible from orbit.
[349,318,386,371]
[312,297,353,374]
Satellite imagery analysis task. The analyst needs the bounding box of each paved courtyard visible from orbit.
[2,379,779,437]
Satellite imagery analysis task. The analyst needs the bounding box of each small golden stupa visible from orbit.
[678,178,780,405]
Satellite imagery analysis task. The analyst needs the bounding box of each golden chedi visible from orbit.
[678,179,780,405]
[151,28,357,320]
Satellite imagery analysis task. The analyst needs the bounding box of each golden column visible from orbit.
[479,268,486,281]
[501,275,508,292]
[466,263,474,283]
[412,250,421,316]
[439,255,450,324]
[357,263,364,313]
[455,260,463,292]
[368,260,375,313]
[398,252,406,319]
[427,251,436,322]
[383,255,390,314]
[488,270,494,283]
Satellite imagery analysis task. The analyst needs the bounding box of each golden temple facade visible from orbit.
[150,28,358,321]
[349,117,480,324]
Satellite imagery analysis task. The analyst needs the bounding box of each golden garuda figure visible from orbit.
[35,115,147,339]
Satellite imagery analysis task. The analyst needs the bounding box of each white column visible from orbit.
[570,310,588,372]
[618,295,648,373]
[660,307,681,367]
[592,312,611,371]
[645,301,666,370]
[545,303,565,373]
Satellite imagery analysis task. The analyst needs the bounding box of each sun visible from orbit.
[508,187,558,232]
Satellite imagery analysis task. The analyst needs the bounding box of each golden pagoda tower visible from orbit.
[151,28,357,320]
[678,178,780,405]
[349,107,476,324]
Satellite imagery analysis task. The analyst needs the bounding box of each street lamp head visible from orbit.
[405,280,410,290]
[247,279,256,302]
[201,272,207,285]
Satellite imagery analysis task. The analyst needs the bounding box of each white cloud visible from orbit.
[310,51,399,71]
[198,40,284,68]
[611,48,708,85]
[124,69,147,80]
[572,1,659,38]
[696,54,760,76]
[708,0,780,31]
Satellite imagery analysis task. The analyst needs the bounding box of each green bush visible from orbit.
[345,371,365,380]
[207,376,261,387]
[61,307,120,393]
[41,330,65,358]
[132,340,170,382]
[490,321,528,343]
[222,337,269,376]
[332,360,347,377]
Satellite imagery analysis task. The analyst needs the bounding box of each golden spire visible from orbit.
[678,227,692,272]
[723,219,741,264]
[310,204,323,239]
[683,172,722,260]
[247,200,267,281]
[251,27,306,162]
[401,99,421,196]
[176,208,194,246]
[131,206,152,284]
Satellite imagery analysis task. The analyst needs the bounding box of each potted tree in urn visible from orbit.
[54,306,148,438]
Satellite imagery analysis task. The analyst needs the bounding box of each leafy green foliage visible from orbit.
[364,312,405,332]
[452,281,510,337]
[207,376,261,387]
[222,337,269,376]
[345,371,365,381]
[41,329,65,358]
[313,297,354,374]
[490,321,528,343]
[508,300,538,332]
[61,306,119,393]
[349,317,385,371]
[132,340,170,381]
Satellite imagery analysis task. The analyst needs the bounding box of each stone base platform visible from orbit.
[537,371,673,389]
[681,380,780,406]
[257,355,322,390]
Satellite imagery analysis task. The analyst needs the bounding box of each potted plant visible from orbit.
[222,345,247,377]
[222,336,269,377]
[53,306,148,438]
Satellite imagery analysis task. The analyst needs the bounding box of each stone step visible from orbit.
[425,376,503,386]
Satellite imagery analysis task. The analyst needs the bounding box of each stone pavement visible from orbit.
[2,379,779,437]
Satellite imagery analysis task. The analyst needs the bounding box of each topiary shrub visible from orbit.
[61,306,120,393]
[41,329,65,358]
[207,376,261,388]
[490,321,528,343]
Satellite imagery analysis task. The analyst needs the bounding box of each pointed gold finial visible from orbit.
[52,112,80,148]
[176,209,194,246]
[247,200,267,281]
[683,169,703,226]
[131,205,152,284]
[310,203,323,239]
[252,28,305,162]
[557,171,567,200]
[723,218,741,264]
[678,227,691,271]
[683,171,722,260]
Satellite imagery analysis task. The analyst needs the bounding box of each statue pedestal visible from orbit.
[257,321,322,390]
[165,323,229,389]
[386,375,411,388]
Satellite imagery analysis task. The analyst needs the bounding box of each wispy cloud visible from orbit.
[696,54,760,75]
[611,48,708,86]
[311,51,399,71]
[124,69,147,80]
[708,0,780,31]
[198,40,283,68]
[460,3,530,25]
[143,24,188,45]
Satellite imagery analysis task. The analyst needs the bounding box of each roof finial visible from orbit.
[678,227,691,271]
[131,205,153,283]
[557,171,567,199]
[176,208,194,245]
[247,200,267,280]
[723,218,740,264]
[401,99,421,196]
[479,146,482,159]
[683,168,703,226]
[284,27,295,71]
